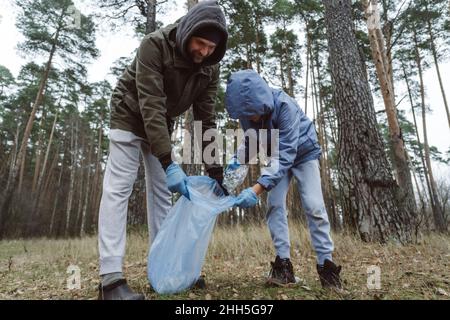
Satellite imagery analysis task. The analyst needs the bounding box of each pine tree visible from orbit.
[0,0,98,238]
[362,0,418,223]
[322,0,416,243]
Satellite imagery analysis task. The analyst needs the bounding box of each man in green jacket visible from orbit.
[98,1,228,300]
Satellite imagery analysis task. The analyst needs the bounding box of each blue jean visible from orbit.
[266,159,334,265]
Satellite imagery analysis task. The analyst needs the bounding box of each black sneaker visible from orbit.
[266,256,296,287]
[317,259,342,289]
[98,279,145,300]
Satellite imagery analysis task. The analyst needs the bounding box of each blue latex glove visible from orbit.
[165,163,190,200]
[225,156,241,172]
[235,187,258,208]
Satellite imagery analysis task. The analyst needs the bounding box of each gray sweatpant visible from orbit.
[98,129,172,275]
[266,159,334,265]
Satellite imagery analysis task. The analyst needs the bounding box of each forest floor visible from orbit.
[0,223,449,300]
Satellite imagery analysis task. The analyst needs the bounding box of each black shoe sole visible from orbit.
[265,278,297,288]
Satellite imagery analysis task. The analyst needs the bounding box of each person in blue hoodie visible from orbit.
[225,69,342,289]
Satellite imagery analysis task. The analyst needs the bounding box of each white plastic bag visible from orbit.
[147,176,236,294]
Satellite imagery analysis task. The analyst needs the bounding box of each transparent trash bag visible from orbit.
[222,165,249,194]
[148,176,236,295]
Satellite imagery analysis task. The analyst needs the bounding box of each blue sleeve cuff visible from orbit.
[257,176,273,192]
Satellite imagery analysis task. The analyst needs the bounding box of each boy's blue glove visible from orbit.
[235,187,258,208]
[165,163,190,200]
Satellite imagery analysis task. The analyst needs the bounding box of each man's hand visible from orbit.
[165,163,190,200]
[235,187,258,208]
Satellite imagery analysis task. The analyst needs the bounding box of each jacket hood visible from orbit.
[225,69,275,119]
[176,1,228,66]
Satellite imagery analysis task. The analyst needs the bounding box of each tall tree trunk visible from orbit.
[43,149,60,203]
[401,63,434,214]
[146,0,157,35]
[75,129,86,234]
[413,28,446,232]
[279,58,286,91]
[314,49,338,231]
[364,0,417,217]
[281,29,295,97]
[17,148,26,194]
[426,18,450,129]
[80,135,94,237]
[6,124,20,193]
[310,49,317,121]
[322,0,415,243]
[91,121,104,233]
[380,0,395,97]
[32,112,46,193]
[32,112,58,220]
[49,144,65,237]
[0,26,61,237]
[304,32,311,115]
[65,117,78,237]
[312,66,333,227]
[255,14,262,74]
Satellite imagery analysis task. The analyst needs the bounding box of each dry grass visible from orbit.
[0,222,449,300]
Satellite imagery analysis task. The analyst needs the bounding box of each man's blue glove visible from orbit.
[235,187,258,208]
[165,163,190,200]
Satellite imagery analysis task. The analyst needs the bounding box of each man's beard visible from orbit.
[190,51,206,63]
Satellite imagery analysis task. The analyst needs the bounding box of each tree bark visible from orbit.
[146,0,157,35]
[364,0,417,218]
[322,0,415,243]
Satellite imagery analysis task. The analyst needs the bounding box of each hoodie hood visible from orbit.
[225,69,275,119]
[176,1,228,66]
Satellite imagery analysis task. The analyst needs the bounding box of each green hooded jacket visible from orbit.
[109,0,228,172]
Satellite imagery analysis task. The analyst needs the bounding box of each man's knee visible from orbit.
[103,178,135,199]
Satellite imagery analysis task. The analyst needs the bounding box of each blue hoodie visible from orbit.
[225,69,321,191]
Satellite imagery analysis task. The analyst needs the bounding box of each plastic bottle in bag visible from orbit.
[222,165,249,194]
